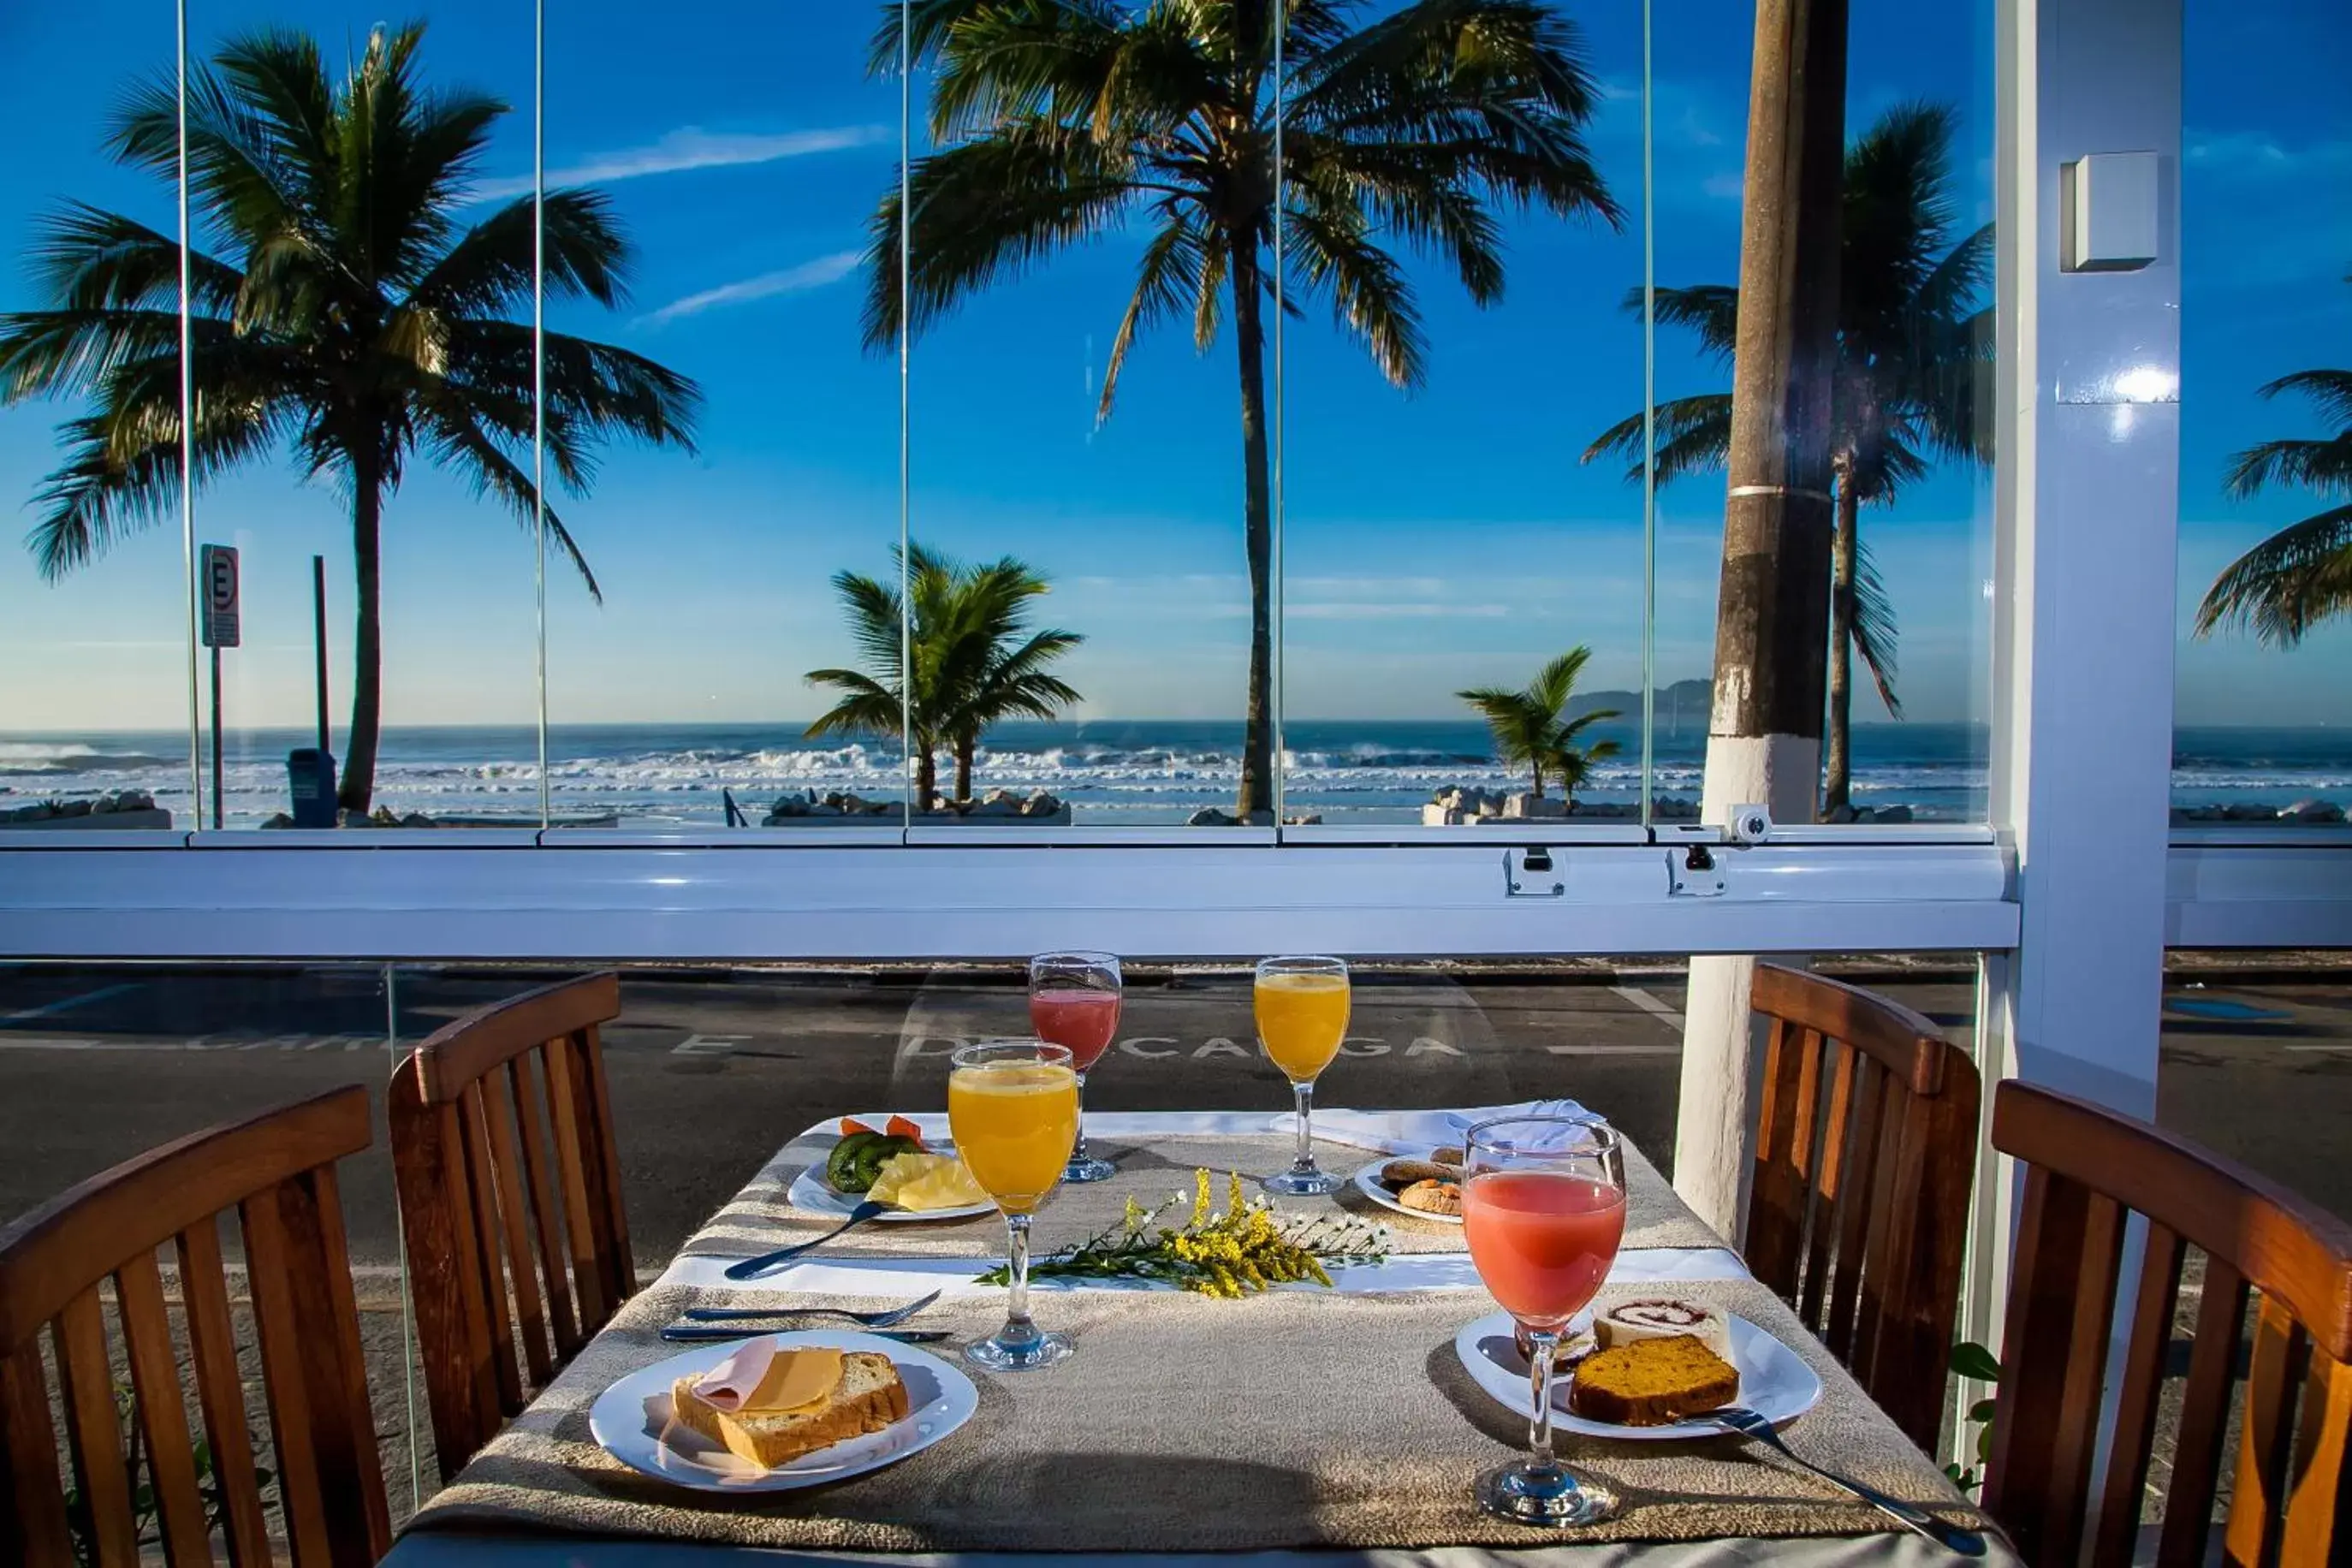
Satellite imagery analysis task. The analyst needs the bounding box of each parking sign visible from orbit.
[201,543,240,648]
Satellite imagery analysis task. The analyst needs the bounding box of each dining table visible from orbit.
[382,1105,2013,1566]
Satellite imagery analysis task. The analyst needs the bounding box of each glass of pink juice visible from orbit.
[1026,952,1123,1183]
[1460,1116,1627,1527]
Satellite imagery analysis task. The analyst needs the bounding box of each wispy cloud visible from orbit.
[1700,171,1743,202]
[637,251,863,326]
[1287,602,1510,620]
[2187,129,2352,180]
[475,124,889,200]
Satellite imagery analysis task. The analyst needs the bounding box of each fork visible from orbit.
[681,1288,942,1330]
[1698,1405,1987,1556]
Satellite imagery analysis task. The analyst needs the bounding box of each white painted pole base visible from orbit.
[1675,732,1821,1238]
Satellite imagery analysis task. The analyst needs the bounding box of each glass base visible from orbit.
[1063,1155,1116,1184]
[965,1327,1073,1372]
[1475,1460,1619,1526]
[1262,1165,1343,1197]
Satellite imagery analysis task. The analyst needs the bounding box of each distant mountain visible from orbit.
[1568,680,1713,735]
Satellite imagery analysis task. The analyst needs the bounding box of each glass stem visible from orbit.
[1526,1328,1561,1476]
[1072,1071,1090,1162]
[1292,1081,1316,1173]
[1002,1212,1036,1340]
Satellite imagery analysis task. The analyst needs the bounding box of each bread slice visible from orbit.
[1568,1333,1739,1426]
[668,1351,910,1468]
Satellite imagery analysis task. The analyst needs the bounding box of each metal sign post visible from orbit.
[200,544,240,830]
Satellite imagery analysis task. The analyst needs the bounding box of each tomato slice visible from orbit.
[838,1116,876,1137]
[885,1114,927,1148]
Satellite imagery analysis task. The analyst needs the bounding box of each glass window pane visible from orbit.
[175,4,543,829]
[0,2,192,830]
[1282,2,1648,832]
[2174,0,2352,830]
[1649,0,1997,828]
[543,3,903,834]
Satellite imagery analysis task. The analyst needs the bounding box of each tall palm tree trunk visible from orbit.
[1823,469,1859,817]
[953,736,976,805]
[337,452,385,817]
[1678,0,1848,1238]
[1231,240,1277,824]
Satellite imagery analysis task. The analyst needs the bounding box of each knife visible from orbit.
[659,1325,951,1345]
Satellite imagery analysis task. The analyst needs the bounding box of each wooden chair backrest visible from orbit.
[1745,963,1981,1453]
[0,1086,387,1567]
[1986,1081,2352,1568]
[389,971,632,1483]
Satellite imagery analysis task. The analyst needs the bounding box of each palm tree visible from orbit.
[0,25,699,816]
[1457,646,1619,801]
[805,543,1084,807]
[1584,101,1991,817]
[2195,276,2352,644]
[867,0,1620,823]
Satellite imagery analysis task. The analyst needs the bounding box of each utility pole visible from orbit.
[1674,0,1849,1235]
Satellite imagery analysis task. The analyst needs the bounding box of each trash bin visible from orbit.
[288,748,339,827]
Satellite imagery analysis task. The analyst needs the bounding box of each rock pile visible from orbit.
[0,792,164,827]
[1421,787,1702,825]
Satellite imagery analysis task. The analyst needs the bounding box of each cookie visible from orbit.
[1380,1158,1457,1190]
[1398,1178,1462,1215]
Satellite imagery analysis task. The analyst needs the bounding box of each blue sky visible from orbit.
[0,0,2345,738]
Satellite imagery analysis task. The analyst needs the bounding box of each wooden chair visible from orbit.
[0,1086,388,1566]
[389,971,633,1483]
[1744,963,1981,1453]
[1985,1081,2352,1567]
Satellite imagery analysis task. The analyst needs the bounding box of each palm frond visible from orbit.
[1845,536,1903,717]
[2225,435,2352,500]
[1284,200,1427,389]
[1101,208,1207,423]
[2195,502,2352,646]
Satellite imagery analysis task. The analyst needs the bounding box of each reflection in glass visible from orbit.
[2175,0,2352,829]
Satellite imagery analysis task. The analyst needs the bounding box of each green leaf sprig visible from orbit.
[977,1169,1391,1298]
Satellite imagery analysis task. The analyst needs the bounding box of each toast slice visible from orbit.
[668,1350,910,1469]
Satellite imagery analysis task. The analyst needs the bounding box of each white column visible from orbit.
[1965,0,2183,1433]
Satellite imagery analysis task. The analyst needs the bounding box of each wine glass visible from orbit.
[1027,951,1121,1184]
[947,1039,1079,1371]
[1459,1115,1627,1526]
[1254,955,1349,1196]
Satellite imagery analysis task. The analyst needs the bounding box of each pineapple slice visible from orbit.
[867,1151,986,1211]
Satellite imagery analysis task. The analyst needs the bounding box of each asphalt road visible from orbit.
[3,961,2343,1268]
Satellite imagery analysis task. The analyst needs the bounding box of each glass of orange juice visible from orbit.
[948,1039,1080,1370]
[1254,955,1350,1196]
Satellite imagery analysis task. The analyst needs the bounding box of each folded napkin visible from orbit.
[1292,1101,1595,1156]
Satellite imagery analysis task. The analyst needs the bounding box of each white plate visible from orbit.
[1351,1158,1464,1225]
[588,1330,978,1493]
[1453,1309,1822,1440]
[787,1146,995,1224]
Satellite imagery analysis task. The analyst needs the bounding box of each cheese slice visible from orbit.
[744,1346,844,1414]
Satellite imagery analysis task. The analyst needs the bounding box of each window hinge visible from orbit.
[1505,846,1565,899]
[1667,842,1728,898]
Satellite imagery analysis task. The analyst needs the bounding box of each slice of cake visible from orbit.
[668,1345,910,1468]
[1568,1333,1740,1426]
[1594,1298,1734,1360]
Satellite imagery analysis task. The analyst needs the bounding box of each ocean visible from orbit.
[6,719,2350,830]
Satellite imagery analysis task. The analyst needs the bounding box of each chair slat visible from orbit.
[116,1250,213,1566]
[546,1033,612,1331]
[54,1290,139,1568]
[1797,1042,1857,1328]
[2090,1221,2185,1568]
[175,1218,272,1567]
[242,1179,333,1562]
[1747,1018,1814,1294]
[579,1023,636,1302]
[460,1082,525,1414]
[1850,1087,1927,1417]
[2280,1344,2352,1563]
[480,1076,555,1387]
[2153,1256,2253,1567]
[1,1343,75,1563]
[1824,1056,1892,1361]
[509,1052,580,1358]
[295,1163,393,1559]
[2216,1291,2307,1568]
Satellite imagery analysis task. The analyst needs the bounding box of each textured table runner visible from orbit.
[406,1277,1988,1553]
[677,1122,1720,1261]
